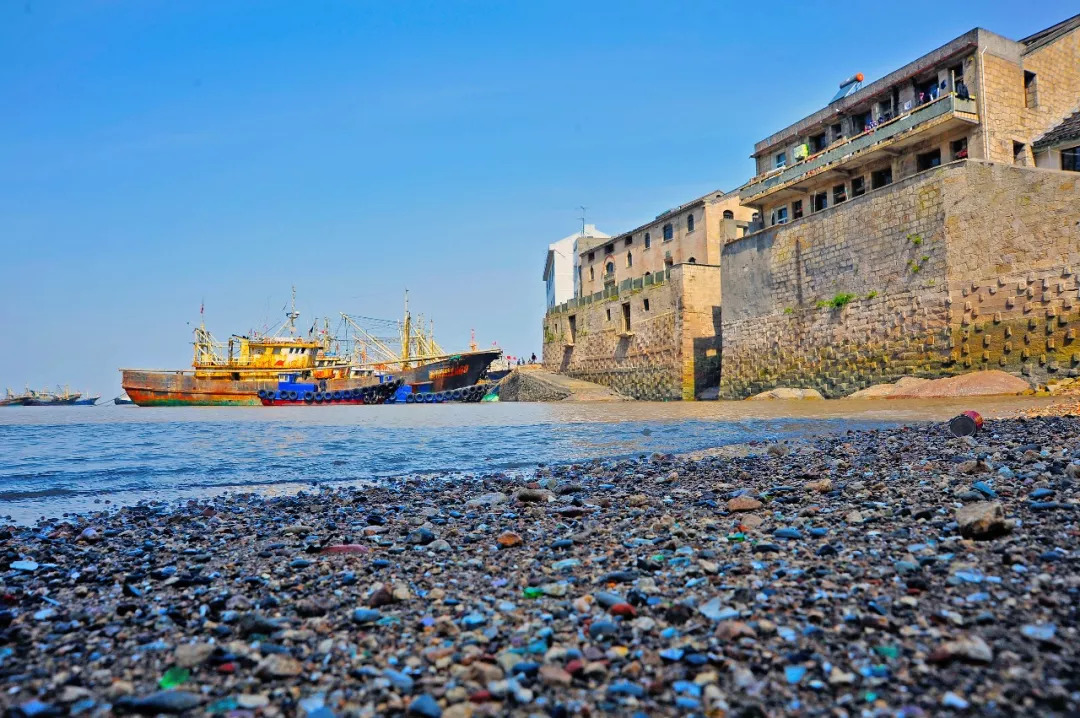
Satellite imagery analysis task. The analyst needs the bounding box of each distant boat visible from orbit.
[0,388,30,407]
[73,394,100,406]
[114,394,135,405]
[24,386,81,406]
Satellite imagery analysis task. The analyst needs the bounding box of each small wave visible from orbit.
[0,487,83,501]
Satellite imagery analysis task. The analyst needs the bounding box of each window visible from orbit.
[851,176,866,198]
[831,122,843,141]
[853,110,872,133]
[605,261,615,276]
[621,302,631,332]
[688,257,696,264]
[1063,146,1079,172]
[810,132,828,153]
[771,206,788,225]
[568,315,577,343]
[662,223,673,241]
[606,308,611,322]
[588,251,595,261]
[644,232,651,249]
[917,149,941,171]
[626,252,633,268]
[951,138,968,160]
[722,209,734,219]
[1013,141,1026,165]
[643,298,650,312]
[686,213,695,232]
[664,254,673,268]
[605,243,613,254]
[871,167,893,189]
[813,192,828,212]
[833,184,847,204]
[775,152,786,169]
[792,199,804,219]
[1024,71,1038,108]
[589,266,594,280]
[625,236,633,246]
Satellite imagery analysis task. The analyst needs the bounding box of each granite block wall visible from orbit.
[720,160,1080,398]
[542,264,722,400]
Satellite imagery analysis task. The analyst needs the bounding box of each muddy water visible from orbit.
[0,395,1056,523]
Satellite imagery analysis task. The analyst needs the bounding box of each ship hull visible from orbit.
[395,349,502,393]
[120,369,378,407]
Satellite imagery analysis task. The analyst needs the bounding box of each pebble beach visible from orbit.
[1,416,1078,717]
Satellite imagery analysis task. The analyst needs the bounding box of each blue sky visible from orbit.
[1,0,1074,395]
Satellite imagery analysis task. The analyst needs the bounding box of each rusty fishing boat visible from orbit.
[121,291,501,406]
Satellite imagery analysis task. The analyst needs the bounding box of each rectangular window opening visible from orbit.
[813,192,828,212]
[871,167,893,189]
[568,315,577,343]
[917,148,942,172]
[1024,71,1037,108]
[810,132,828,153]
[1013,141,1026,165]
[1063,146,1080,172]
[851,176,866,198]
[792,199,804,220]
[643,298,650,312]
[621,302,631,333]
[605,308,611,322]
[951,137,968,160]
[832,184,847,204]
[625,236,632,246]
[830,123,843,142]
[772,206,788,225]
[775,152,786,169]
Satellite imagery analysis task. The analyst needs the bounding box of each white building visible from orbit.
[543,224,609,309]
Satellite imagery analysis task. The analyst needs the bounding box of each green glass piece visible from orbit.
[159,666,190,689]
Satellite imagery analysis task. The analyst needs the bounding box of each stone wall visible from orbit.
[976,26,1080,165]
[542,264,721,400]
[720,160,1080,398]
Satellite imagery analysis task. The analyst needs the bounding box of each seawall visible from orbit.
[720,160,1080,398]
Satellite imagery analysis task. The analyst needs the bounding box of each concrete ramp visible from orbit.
[497,367,630,402]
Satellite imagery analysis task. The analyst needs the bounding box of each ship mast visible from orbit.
[402,290,411,369]
[286,285,300,337]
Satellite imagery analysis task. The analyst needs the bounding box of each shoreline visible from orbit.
[1,416,1078,716]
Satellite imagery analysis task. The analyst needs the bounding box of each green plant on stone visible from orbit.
[817,293,856,310]
[783,307,794,315]
[907,233,923,246]
[865,290,878,300]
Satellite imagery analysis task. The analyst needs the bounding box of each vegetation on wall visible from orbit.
[815,292,857,310]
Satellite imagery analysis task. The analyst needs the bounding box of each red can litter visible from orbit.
[948,410,984,438]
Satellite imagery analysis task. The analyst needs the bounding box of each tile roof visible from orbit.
[1034,109,1080,150]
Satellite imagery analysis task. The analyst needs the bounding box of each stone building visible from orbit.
[543,224,609,310]
[720,13,1080,398]
[576,191,752,296]
[541,191,752,400]
[741,13,1080,231]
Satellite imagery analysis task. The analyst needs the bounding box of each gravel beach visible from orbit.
[1,417,1078,717]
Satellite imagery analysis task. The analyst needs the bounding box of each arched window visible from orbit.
[644,232,651,249]
[605,261,615,275]
[662,223,673,241]
[688,257,697,264]
[686,213,695,232]
[626,252,633,268]
[723,209,734,219]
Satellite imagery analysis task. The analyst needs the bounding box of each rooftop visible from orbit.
[1033,109,1080,150]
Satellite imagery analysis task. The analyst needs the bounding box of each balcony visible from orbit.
[741,94,978,203]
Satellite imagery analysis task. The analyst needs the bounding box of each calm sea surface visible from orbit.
[0,396,1056,524]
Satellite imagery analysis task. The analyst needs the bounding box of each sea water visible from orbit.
[0,396,1055,524]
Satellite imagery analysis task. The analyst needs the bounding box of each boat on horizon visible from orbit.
[114,393,135,405]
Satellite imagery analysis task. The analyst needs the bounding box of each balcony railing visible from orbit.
[741,94,978,201]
